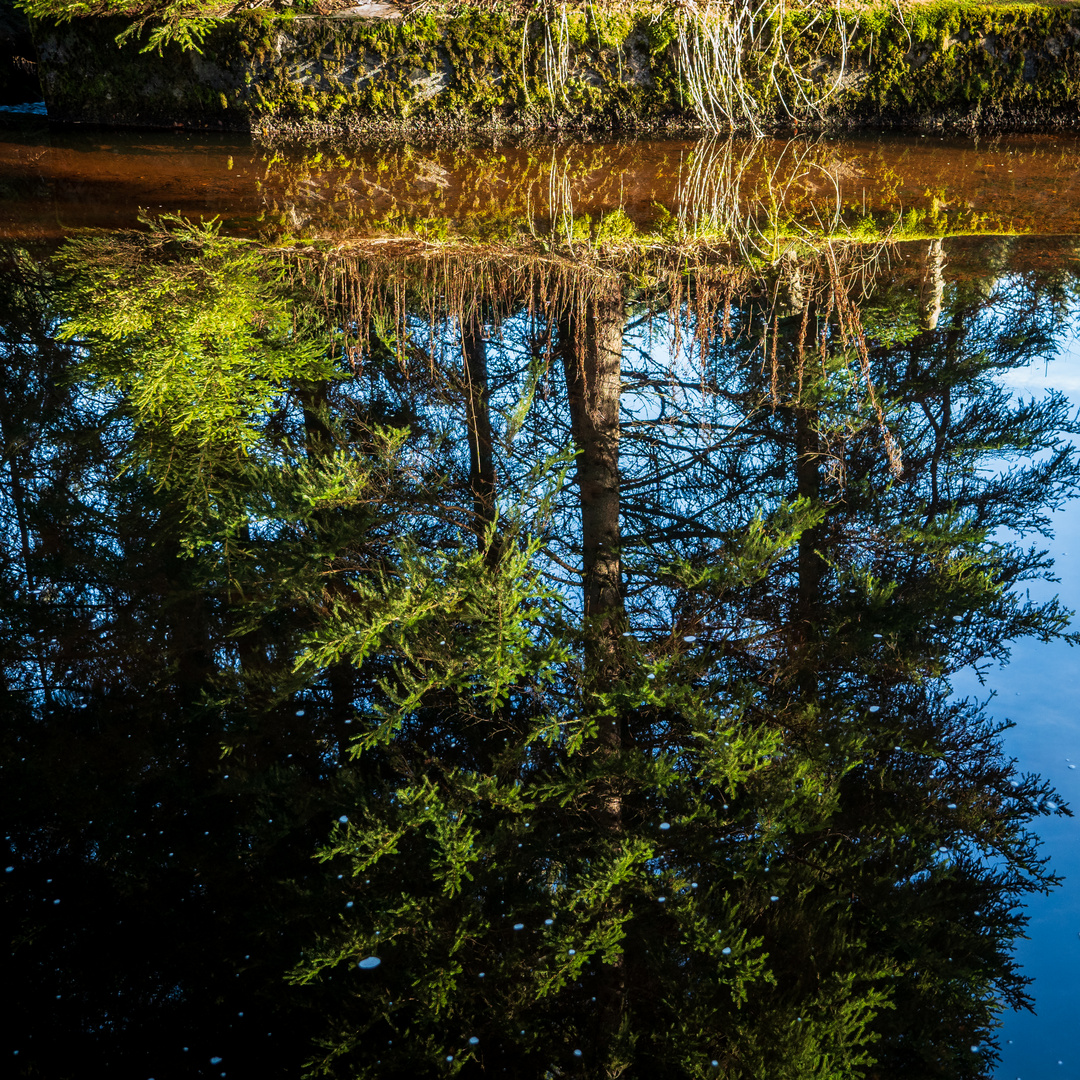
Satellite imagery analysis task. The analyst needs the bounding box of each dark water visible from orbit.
[2,118,1080,1080]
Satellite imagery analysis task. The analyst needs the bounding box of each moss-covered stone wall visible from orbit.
[29,2,1080,135]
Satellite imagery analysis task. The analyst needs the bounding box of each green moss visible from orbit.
[27,2,1080,135]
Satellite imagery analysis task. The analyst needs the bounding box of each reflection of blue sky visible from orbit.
[954,332,1080,1080]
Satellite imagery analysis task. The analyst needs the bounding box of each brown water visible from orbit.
[3,119,1080,241]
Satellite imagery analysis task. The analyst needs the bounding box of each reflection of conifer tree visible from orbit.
[462,311,499,560]
[670,245,1077,1077]
[0,227,391,1078]
[5,222,1077,1080]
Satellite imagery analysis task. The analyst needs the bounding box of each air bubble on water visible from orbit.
[1048,802,1059,810]
[478,972,485,978]
[338,815,348,823]
[711,1061,719,1068]
[544,919,554,925]
[684,635,697,643]
[722,947,731,955]
[1070,765,1077,770]
[947,803,957,809]
[770,896,778,902]
[513,923,524,930]
[358,956,381,969]
[658,896,666,903]
[469,1037,479,1045]
[691,882,698,888]
[296,709,305,717]
[446,1055,453,1062]
[647,674,655,680]
[873,634,883,639]
[345,901,354,908]
[568,949,576,956]
[868,705,880,713]
[659,822,671,830]
[573,1050,582,1057]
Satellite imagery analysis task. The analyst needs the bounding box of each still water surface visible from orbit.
[2,115,1080,1080]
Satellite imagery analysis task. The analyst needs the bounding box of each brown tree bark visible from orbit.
[562,284,626,686]
[298,379,354,764]
[793,403,825,699]
[462,312,499,564]
[560,278,628,1060]
[919,238,946,333]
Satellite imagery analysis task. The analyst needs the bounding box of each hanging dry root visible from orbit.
[676,0,854,134]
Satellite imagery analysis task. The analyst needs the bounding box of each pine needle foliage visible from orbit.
[283,493,901,1079]
[54,216,340,548]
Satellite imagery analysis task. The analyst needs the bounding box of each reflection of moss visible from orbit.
[249,136,1071,252]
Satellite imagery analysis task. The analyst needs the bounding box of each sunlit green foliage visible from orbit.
[55,217,336,530]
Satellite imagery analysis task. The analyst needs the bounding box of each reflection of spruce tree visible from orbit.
[0,245,229,1076]
[0,227,405,1078]
[285,258,885,1078]
[671,245,1077,1078]
[7,221,1077,1080]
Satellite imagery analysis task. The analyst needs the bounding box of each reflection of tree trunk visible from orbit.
[0,411,51,705]
[783,252,805,316]
[462,313,498,563]
[919,238,946,332]
[793,405,824,698]
[299,379,354,763]
[560,279,627,1051]
[925,328,958,527]
[563,287,625,676]
[171,553,216,774]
